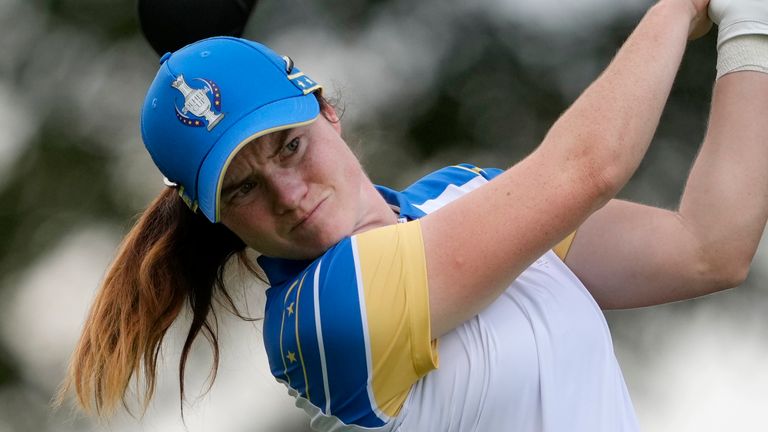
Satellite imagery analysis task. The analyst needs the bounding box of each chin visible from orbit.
[284,218,355,260]
[310,228,350,257]
[280,236,335,261]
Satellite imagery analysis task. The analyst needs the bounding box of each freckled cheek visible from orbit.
[325,194,358,241]
[222,206,272,244]
[226,219,258,245]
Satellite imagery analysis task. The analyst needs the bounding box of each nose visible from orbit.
[268,169,307,214]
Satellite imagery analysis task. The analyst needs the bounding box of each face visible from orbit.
[219,104,395,260]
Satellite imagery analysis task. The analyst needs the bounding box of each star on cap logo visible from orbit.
[171,75,225,131]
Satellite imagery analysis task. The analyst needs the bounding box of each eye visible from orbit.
[280,137,301,157]
[237,180,257,197]
[239,181,256,194]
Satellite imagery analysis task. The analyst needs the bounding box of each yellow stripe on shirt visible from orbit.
[355,221,438,418]
[279,279,300,386]
[294,272,312,401]
[553,231,577,261]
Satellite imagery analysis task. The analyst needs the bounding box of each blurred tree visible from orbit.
[38,0,139,39]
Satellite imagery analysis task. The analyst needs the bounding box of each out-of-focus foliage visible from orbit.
[36,0,139,39]
[0,121,123,279]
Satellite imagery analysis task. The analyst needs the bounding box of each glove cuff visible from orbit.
[716,34,768,79]
[710,0,768,48]
[717,20,768,48]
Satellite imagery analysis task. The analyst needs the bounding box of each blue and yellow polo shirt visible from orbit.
[260,164,505,428]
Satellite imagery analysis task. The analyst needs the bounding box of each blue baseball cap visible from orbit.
[140,36,322,222]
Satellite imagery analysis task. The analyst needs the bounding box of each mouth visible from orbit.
[290,195,328,233]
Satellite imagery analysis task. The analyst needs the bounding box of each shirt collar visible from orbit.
[374,184,426,221]
[256,254,312,287]
[258,184,426,286]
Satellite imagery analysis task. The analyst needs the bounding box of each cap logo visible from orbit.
[171,74,225,131]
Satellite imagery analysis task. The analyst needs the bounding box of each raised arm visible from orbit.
[566,67,768,309]
[420,0,709,338]
[564,1,768,309]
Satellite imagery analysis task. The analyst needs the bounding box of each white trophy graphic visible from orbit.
[172,75,224,131]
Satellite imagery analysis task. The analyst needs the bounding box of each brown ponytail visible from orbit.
[56,187,251,418]
[57,94,337,420]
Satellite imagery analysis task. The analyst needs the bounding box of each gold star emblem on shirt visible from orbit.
[287,302,295,315]
[287,351,297,363]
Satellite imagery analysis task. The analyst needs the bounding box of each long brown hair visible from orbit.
[56,94,338,419]
[56,187,251,418]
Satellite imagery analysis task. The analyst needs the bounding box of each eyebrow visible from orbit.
[221,180,241,199]
[267,129,291,156]
[220,129,292,196]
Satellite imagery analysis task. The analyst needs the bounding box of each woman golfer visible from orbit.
[60,0,768,430]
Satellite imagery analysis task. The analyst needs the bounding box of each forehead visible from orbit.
[221,129,290,181]
[229,129,289,165]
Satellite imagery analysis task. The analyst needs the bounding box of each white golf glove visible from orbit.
[710,0,768,48]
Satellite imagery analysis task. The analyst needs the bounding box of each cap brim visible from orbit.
[197,92,320,222]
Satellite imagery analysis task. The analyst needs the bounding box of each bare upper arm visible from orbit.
[420,150,612,338]
[563,199,715,309]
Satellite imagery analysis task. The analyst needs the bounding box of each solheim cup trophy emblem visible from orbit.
[171,75,225,131]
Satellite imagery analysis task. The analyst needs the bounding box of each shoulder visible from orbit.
[262,223,437,427]
[404,164,502,196]
[378,164,503,219]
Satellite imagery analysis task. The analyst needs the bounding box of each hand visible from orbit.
[689,9,714,40]
[709,0,768,47]
[660,0,713,39]
[687,0,715,39]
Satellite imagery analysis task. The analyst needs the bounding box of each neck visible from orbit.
[353,181,399,236]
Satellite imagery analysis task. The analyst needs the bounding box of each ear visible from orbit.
[320,101,342,134]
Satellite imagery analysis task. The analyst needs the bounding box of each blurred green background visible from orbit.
[1,0,767,431]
